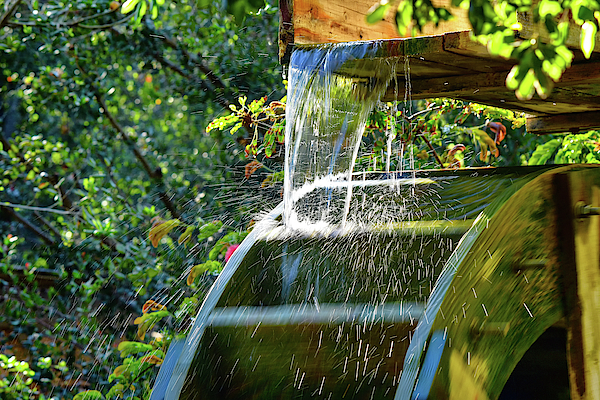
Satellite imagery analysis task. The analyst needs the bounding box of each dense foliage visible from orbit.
[1,0,600,399]
[0,0,283,398]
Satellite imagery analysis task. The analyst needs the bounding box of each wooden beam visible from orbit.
[568,170,600,400]
[291,0,471,45]
[527,111,600,134]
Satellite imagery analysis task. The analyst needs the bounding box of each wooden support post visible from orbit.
[556,170,600,400]
[570,170,600,400]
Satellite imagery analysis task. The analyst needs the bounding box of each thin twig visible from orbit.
[0,202,73,215]
[92,87,181,219]
[418,131,445,168]
[34,211,62,238]
[0,0,23,30]
[1,206,56,245]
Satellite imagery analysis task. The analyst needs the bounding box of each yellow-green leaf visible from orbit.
[73,390,104,400]
[516,68,536,100]
[581,21,597,59]
[366,1,390,24]
[121,0,139,14]
[177,225,194,246]
[149,219,181,247]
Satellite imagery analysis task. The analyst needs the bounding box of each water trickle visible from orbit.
[284,42,398,230]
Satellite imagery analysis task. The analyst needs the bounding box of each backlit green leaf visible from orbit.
[121,0,139,14]
[581,21,597,59]
[366,1,390,24]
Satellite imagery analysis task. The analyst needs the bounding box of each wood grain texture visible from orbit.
[282,1,600,128]
[527,111,600,134]
[293,0,471,44]
[570,170,600,400]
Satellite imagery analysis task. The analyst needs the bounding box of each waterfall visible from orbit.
[284,42,398,231]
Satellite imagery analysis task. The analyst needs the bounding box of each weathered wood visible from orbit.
[553,172,587,400]
[283,1,600,131]
[291,0,471,45]
[518,10,600,54]
[569,170,600,400]
[527,111,600,134]
[409,167,580,400]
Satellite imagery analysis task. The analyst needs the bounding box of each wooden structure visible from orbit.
[279,0,600,135]
[153,165,600,400]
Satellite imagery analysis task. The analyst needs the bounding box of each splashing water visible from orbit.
[163,203,284,400]
[284,42,399,230]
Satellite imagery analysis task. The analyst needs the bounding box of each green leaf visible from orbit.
[366,1,391,24]
[121,0,140,14]
[177,225,194,245]
[538,0,562,18]
[528,138,561,164]
[187,260,222,285]
[517,68,536,100]
[117,341,153,358]
[581,21,597,59]
[197,221,222,241]
[73,390,104,400]
[51,152,62,164]
[396,1,413,35]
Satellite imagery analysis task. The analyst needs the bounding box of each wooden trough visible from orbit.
[278,0,600,135]
[152,165,600,400]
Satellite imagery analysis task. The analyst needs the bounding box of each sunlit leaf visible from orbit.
[134,310,170,340]
[73,390,104,400]
[366,1,391,24]
[470,128,499,161]
[187,260,222,285]
[142,299,167,314]
[117,341,153,358]
[516,69,536,100]
[121,0,140,14]
[149,219,181,247]
[581,21,597,59]
[528,138,561,164]
[140,354,163,365]
[177,225,194,246]
[396,1,413,36]
[197,221,222,241]
[538,0,562,18]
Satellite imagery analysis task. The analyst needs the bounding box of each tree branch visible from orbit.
[0,0,23,30]
[92,87,181,219]
[34,211,62,238]
[149,32,232,109]
[1,206,56,245]
[418,131,445,168]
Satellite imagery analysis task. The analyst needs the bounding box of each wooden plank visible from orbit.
[527,111,600,134]
[569,170,600,400]
[552,172,586,400]
[292,0,471,45]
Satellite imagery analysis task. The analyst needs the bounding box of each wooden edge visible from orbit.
[552,172,586,399]
[527,111,600,135]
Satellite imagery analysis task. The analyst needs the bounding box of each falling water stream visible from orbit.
[284,42,399,230]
